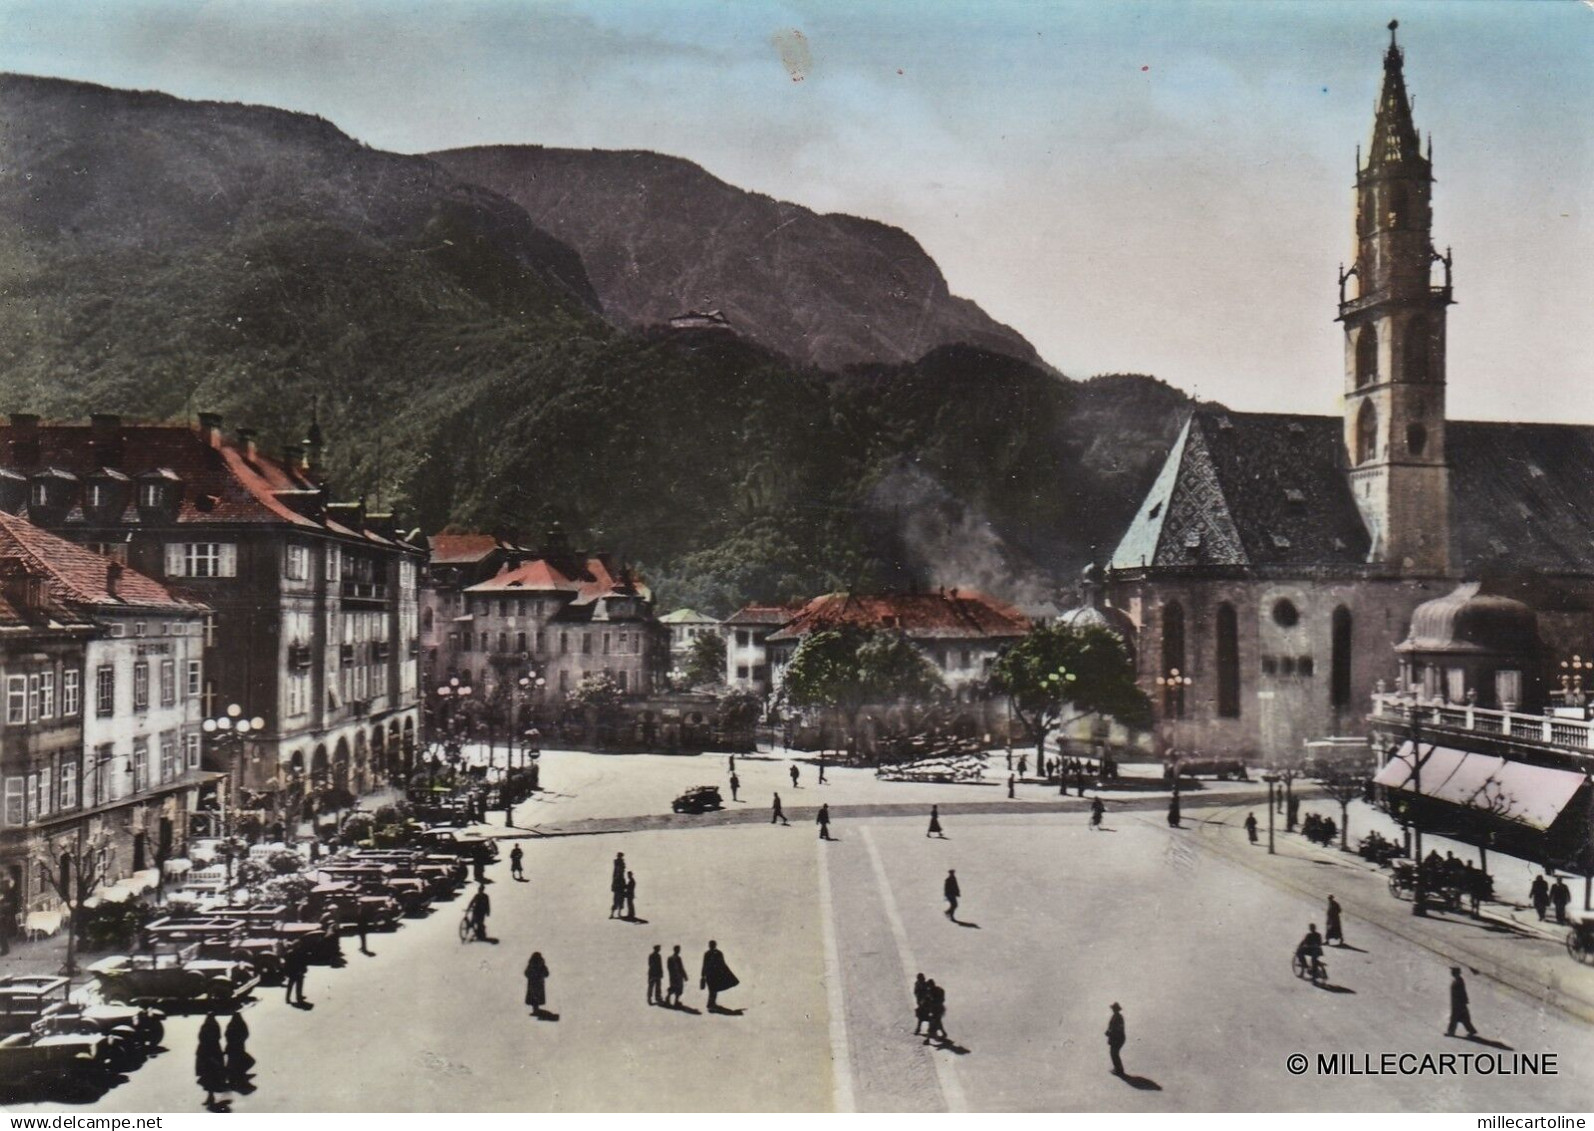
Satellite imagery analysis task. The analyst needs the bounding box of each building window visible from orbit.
[4,676,23,725]
[3,777,20,826]
[38,671,54,719]
[616,671,627,692]
[1495,669,1522,709]
[1330,606,1353,708]
[159,660,176,707]
[35,769,49,817]
[132,739,148,793]
[166,542,237,579]
[96,666,114,717]
[737,665,749,679]
[479,632,489,653]
[737,631,750,648]
[1355,400,1378,466]
[186,733,201,770]
[159,733,177,783]
[1271,599,1300,628]
[27,674,40,721]
[1354,323,1378,387]
[187,660,201,697]
[516,632,526,652]
[326,546,340,582]
[581,636,593,655]
[286,544,309,580]
[1406,422,1428,457]
[1298,656,1315,677]
[60,761,76,810]
[498,632,509,653]
[62,669,80,717]
[603,633,611,656]
[138,482,163,509]
[1280,656,1296,676]
[133,661,150,712]
[1215,603,1240,719]
[560,633,569,655]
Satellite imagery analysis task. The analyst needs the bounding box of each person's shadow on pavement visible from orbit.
[1117,1074,1161,1091]
[948,915,981,929]
[707,1005,746,1016]
[1460,1034,1514,1050]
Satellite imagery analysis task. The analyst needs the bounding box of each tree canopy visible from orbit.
[685,631,728,688]
[780,626,945,716]
[989,622,1149,750]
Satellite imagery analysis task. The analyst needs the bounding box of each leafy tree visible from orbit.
[567,672,624,713]
[686,631,728,688]
[990,622,1150,763]
[780,625,945,752]
[717,688,763,732]
[1313,761,1373,851]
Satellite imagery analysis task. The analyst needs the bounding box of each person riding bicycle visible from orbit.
[1296,923,1325,980]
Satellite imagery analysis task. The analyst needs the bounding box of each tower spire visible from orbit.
[1368,17,1424,171]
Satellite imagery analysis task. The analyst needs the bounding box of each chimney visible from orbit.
[90,413,123,467]
[8,415,40,466]
[197,412,223,449]
[237,428,258,462]
[303,417,325,482]
[106,560,124,600]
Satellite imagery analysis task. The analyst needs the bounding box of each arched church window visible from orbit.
[1215,603,1240,719]
[1331,606,1353,708]
[1354,325,1378,387]
[1406,423,1428,458]
[1402,325,1428,382]
[1161,601,1185,676]
[1356,401,1379,465]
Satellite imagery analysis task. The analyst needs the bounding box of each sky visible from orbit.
[0,0,1589,422]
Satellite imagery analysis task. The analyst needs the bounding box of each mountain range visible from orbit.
[0,72,1194,614]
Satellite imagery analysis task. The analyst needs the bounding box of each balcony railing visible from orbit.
[341,581,388,602]
[1370,693,1594,754]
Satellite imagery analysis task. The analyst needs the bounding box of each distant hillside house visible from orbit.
[722,604,801,696]
[440,527,667,710]
[1102,27,1594,765]
[659,608,722,672]
[764,589,1030,700]
[420,532,522,689]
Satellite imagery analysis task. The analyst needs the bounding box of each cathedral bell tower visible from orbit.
[1338,20,1452,574]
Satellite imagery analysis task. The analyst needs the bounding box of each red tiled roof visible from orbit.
[466,554,649,604]
[723,604,802,627]
[428,533,510,564]
[0,511,207,615]
[765,591,1029,643]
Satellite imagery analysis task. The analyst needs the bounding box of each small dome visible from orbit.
[1398,582,1539,656]
[1058,602,1135,640]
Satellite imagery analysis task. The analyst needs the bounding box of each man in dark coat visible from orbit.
[1446,966,1477,1038]
[1530,874,1550,921]
[283,948,309,1006]
[1244,812,1258,844]
[728,772,740,802]
[790,764,800,789]
[610,852,627,918]
[666,944,688,1007]
[509,843,525,881]
[944,869,960,920]
[1090,797,1105,830]
[1167,795,1181,828]
[1105,1003,1126,1075]
[922,980,947,1046]
[1325,895,1345,946]
[1007,774,1015,799]
[700,940,739,1012]
[1550,876,1572,925]
[816,803,832,840]
[647,945,665,1006]
[624,871,637,920]
[771,793,789,825]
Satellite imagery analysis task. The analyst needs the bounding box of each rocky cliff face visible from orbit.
[430,145,1040,372]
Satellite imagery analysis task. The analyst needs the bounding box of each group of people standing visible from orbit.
[1529,873,1573,924]
[645,941,740,1012]
[195,1011,254,1111]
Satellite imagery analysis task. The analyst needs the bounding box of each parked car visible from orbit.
[214,903,340,963]
[314,864,431,917]
[0,976,157,1058]
[301,883,404,932]
[141,917,289,985]
[672,786,724,814]
[0,1026,114,1098]
[347,850,464,899]
[86,945,260,1009]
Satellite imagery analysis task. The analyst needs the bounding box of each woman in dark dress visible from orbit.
[525,951,551,1018]
[195,1012,228,1108]
[224,1011,255,1085]
[926,806,944,839]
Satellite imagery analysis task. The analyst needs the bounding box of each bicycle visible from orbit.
[459,910,474,943]
[1291,951,1328,986]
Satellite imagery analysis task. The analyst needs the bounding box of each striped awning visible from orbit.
[1375,742,1587,831]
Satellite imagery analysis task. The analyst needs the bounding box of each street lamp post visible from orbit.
[201,703,265,885]
[1262,772,1279,854]
[516,670,546,770]
[435,677,474,780]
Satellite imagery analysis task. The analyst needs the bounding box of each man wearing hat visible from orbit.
[1105,1002,1127,1075]
[1446,967,1477,1038]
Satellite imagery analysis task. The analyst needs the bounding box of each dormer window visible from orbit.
[139,482,163,509]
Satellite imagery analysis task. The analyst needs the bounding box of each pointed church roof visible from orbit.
[1109,410,1594,576]
[1366,20,1426,172]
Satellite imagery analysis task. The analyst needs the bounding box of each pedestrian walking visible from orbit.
[772,792,789,825]
[1078,772,1087,798]
[624,871,637,920]
[524,951,551,1019]
[1446,966,1477,1038]
[1005,749,1013,773]
[1530,874,1551,920]
[790,764,800,789]
[1167,795,1181,828]
[927,805,944,839]
[223,1012,254,1086]
[818,758,827,784]
[1244,812,1258,844]
[510,843,525,881]
[1105,1003,1127,1075]
[283,948,309,1006]
[700,940,740,1012]
[356,901,371,956]
[1325,895,1345,946]
[729,772,740,802]
[666,944,688,1007]
[647,945,665,1006]
[1090,797,1105,830]
[196,1012,228,1108]
[1007,773,1015,799]
[922,980,947,1046]
[912,973,929,1035]
[468,882,491,941]
[817,803,832,840]
[1018,754,1028,777]
[610,852,627,918]
[728,754,735,775]
[944,869,960,919]
[1550,875,1572,925]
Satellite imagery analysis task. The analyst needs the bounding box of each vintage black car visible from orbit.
[671,786,724,814]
